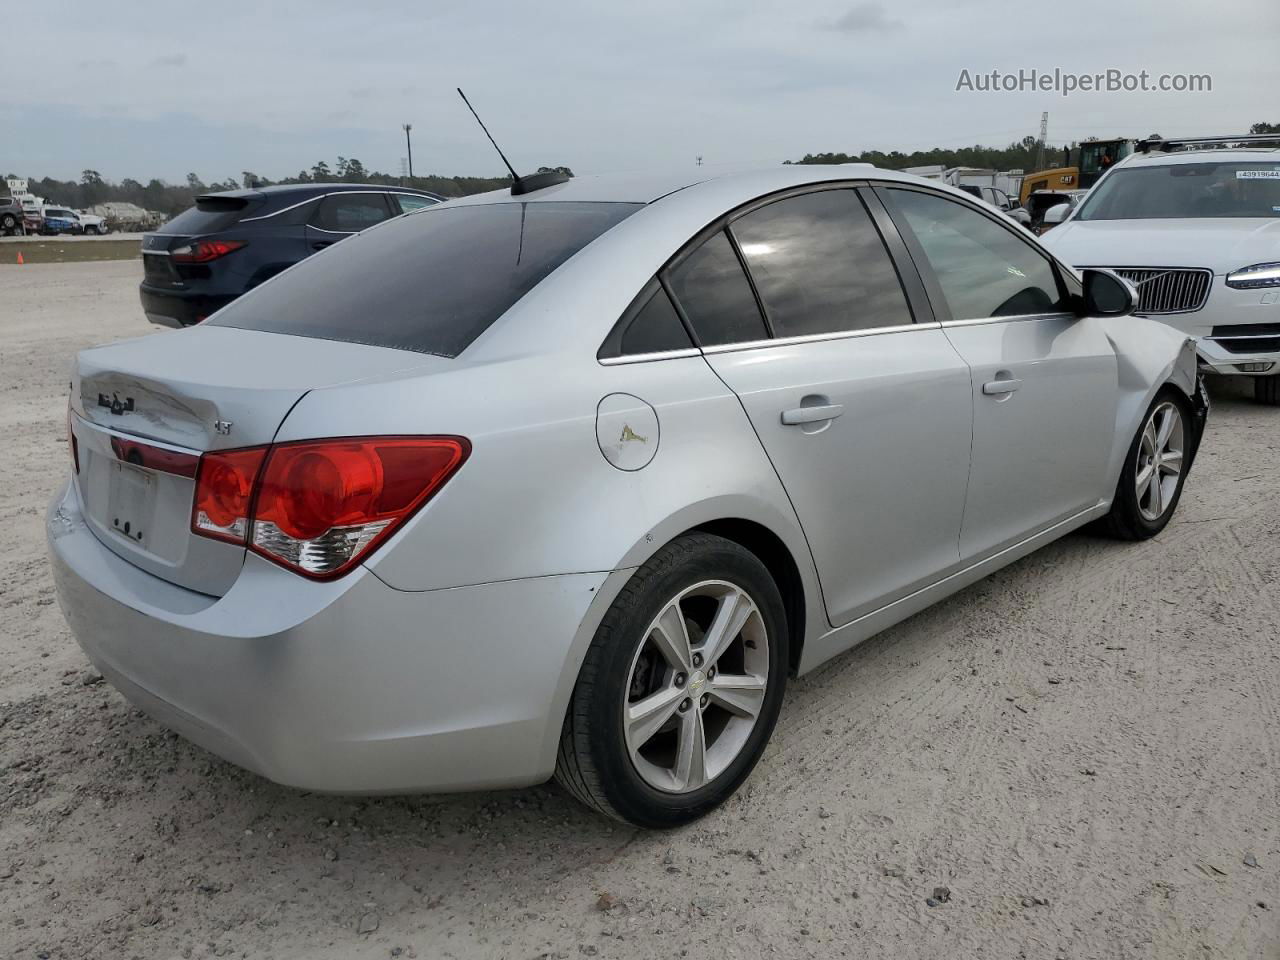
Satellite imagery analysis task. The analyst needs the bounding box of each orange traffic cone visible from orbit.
[16,251,23,265]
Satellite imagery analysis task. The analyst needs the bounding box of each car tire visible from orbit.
[555,533,789,828]
[1254,375,1280,406]
[0,214,15,235]
[1096,389,1193,540]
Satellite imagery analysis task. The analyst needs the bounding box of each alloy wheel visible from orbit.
[1135,401,1184,522]
[622,580,769,793]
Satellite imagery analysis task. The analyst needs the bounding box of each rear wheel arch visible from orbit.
[685,518,807,676]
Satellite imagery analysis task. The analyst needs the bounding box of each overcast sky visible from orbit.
[4,0,1277,184]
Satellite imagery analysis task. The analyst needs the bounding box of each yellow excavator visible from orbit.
[1019,138,1135,205]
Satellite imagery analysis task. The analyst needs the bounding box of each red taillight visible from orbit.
[171,240,246,263]
[190,436,469,579]
[191,447,269,544]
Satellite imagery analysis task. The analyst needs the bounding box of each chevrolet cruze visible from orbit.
[50,165,1206,827]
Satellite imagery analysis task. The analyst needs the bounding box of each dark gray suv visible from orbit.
[0,196,24,235]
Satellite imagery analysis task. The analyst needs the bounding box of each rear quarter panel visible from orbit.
[276,350,820,606]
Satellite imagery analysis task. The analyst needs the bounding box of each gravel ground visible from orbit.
[2,260,1279,960]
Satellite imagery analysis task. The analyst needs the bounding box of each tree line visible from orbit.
[7,122,1276,217]
[1,159,572,218]
[788,122,1280,172]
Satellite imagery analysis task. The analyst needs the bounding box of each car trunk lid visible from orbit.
[70,325,451,596]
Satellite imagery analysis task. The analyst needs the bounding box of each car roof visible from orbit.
[442,163,926,208]
[200,182,440,202]
[1118,148,1280,168]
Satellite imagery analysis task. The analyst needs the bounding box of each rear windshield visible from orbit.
[209,201,641,357]
[162,196,258,235]
[1077,162,1280,220]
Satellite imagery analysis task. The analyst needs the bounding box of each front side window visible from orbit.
[730,189,912,337]
[887,189,1065,320]
[666,231,769,346]
[394,194,438,214]
[312,194,392,232]
[211,201,641,357]
[1076,162,1280,220]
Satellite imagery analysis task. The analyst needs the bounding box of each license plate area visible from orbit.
[107,461,156,549]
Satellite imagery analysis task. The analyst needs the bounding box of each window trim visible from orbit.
[308,191,395,235]
[597,276,697,361]
[875,183,1075,325]
[598,179,933,365]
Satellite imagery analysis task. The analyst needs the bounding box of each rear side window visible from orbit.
[210,201,641,357]
[393,194,438,214]
[666,231,768,346]
[598,280,693,359]
[887,188,1065,320]
[312,194,392,232]
[730,189,912,337]
[163,196,256,235]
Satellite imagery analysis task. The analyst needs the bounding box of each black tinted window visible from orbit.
[1077,162,1280,220]
[210,201,641,357]
[888,189,1064,320]
[163,196,256,234]
[313,194,391,232]
[667,231,768,346]
[731,190,911,337]
[599,280,693,358]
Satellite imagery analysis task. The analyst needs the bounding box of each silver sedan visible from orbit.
[49,165,1207,827]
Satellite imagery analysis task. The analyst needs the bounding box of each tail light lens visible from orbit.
[171,240,246,263]
[192,447,269,543]
[190,436,469,579]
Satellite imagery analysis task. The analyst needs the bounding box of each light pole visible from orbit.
[402,123,414,181]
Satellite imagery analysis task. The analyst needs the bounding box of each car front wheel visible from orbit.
[556,533,788,828]
[1097,390,1192,540]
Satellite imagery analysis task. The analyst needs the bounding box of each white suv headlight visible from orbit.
[1225,263,1280,289]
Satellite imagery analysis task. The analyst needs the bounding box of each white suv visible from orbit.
[1043,140,1280,404]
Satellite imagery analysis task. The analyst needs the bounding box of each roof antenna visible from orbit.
[456,87,571,196]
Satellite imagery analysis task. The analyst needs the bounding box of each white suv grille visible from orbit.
[1106,267,1213,315]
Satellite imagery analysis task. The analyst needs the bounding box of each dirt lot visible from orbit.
[2,260,1278,960]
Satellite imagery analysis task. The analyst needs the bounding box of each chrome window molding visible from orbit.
[942,311,1077,328]
[599,322,943,365]
[700,321,940,355]
[597,347,703,366]
[238,190,436,223]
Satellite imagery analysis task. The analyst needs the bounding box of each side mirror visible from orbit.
[1041,204,1070,226]
[1081,268,1137,317]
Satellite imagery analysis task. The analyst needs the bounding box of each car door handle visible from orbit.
[311,241,334,250]
[781,403,844,425]
[982,378,1022,396]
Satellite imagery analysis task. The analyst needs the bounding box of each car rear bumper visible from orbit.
[47,477,608,794]
[139,283,236,328]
